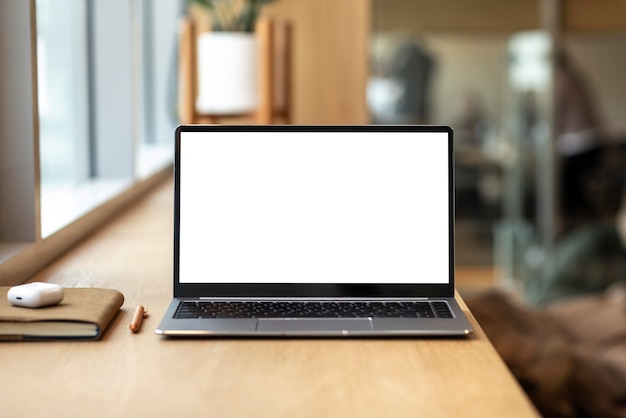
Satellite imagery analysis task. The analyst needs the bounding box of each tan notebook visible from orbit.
[0,287,124,340]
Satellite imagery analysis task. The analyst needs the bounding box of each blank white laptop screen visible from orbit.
[178,131,449,284]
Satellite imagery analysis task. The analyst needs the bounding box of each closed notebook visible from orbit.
[0,287,124,340]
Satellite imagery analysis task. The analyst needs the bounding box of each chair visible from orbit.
[178,16,292,125]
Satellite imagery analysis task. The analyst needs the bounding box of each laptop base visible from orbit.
[155,297,473,337]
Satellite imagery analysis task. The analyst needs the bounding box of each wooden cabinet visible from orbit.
[262,0,371,124]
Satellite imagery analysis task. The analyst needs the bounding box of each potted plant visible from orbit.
[189,0,276,114]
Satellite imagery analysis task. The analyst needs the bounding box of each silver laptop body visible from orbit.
[156,125,473,337]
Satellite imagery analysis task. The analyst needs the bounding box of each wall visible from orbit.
[371,0,626,137]
[373,31,626,140]
[565,35,626,138]
[421,35,509,128]
[373,0,539,33]
[0,0,38,244]
[262,0,370,124]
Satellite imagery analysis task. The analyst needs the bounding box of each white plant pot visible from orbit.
[196,32,258,115]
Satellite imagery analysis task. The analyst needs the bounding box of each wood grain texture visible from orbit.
[372,0,540,33]
[563,0,626,31]
[256,18,275,124]
[262,0,370,124]
[373,0,626,34]
[177,18,196,125]
[0,178,538,418]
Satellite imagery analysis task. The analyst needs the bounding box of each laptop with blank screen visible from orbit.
[155,125,474,337]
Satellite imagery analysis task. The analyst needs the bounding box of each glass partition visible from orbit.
[527,32,626,304]
[369,0,546,272]
[370,0,626,305]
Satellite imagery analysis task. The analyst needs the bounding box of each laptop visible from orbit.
[156,125,474,337]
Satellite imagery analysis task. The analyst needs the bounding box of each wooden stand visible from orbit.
[178,17,292,125]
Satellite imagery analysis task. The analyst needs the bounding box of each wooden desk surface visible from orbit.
[0,179,538,418]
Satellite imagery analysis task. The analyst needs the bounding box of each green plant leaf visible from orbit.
[187,0,213,10]
[237,0,258,32]
[189,0,276,32]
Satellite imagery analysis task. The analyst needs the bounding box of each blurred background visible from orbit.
[33,0,626,303]
[367,0,626,307]
[364,2,626,415]
[31,0,626,305]
[23,0,626,414]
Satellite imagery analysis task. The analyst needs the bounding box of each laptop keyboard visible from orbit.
[174,301,454,319]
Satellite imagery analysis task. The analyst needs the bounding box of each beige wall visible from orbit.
[259,0,626,128]
[565,35,626,138]
[263,0,370,124]
[383,33,626,139]
[421,35,508,128]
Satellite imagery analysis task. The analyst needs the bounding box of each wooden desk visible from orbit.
[0,179,538,418]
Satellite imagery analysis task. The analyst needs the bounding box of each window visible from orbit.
[0,1,182,285]
[37,0,90,193]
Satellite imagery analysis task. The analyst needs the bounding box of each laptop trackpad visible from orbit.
[256,318,373,332]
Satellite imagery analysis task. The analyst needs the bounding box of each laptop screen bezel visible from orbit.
[173,125,455,298]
